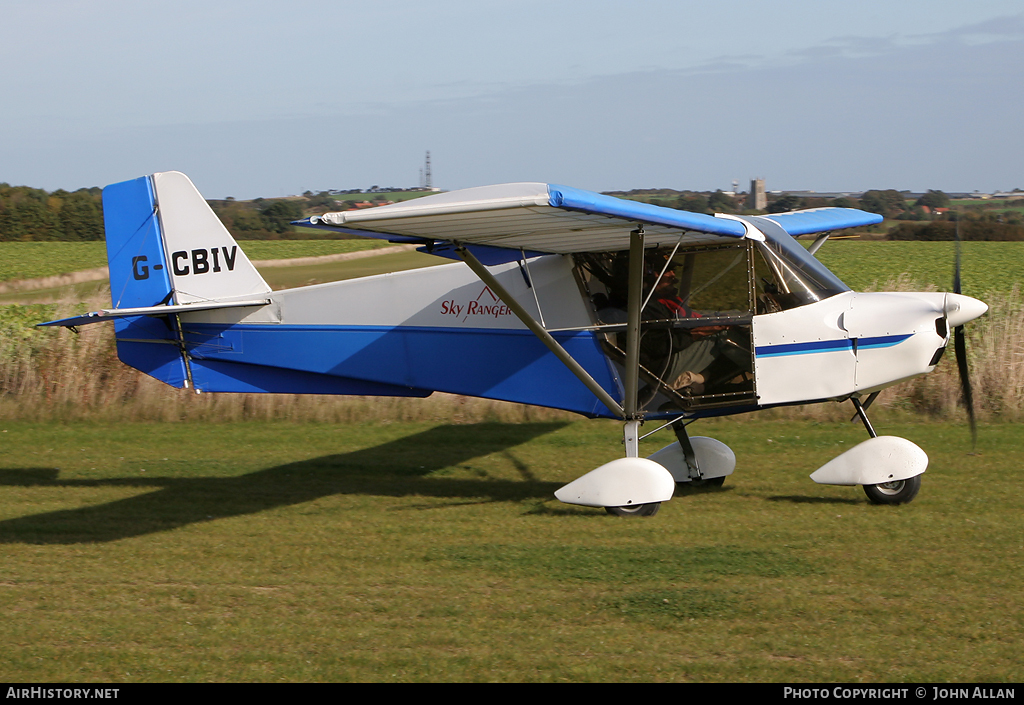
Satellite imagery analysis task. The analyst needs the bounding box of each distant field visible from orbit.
[0,240,384,284]
[0,242,108,283]
[950,198,1024,211]
[815,241,1022,296]
[260,240,1022,298]
[1,240,1020,302]
[276,240,1024,296]
[261,250,444,290]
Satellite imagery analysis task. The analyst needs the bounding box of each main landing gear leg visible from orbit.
[851,395,878,439]
[670,419,726,488]
[672,419,701,480]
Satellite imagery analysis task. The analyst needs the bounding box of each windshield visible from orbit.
[753,218,849,310]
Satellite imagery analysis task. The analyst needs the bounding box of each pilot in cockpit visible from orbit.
[594,250,751,398]
[639,261,728,395]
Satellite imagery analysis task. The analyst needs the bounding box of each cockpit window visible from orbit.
[574,244,756,413]
[755,228,849,311]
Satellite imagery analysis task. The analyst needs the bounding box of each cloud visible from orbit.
[928,13,1024,43]
[3,16,1022,197]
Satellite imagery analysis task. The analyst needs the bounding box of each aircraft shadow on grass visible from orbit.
[0,422,570,545]
[766,495,863,505]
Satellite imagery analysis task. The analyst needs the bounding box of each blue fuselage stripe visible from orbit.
[755,334,912,358]
[856,334,914,350]
[172,322,620,417]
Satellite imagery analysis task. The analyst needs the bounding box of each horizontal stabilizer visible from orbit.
[38,299,271,329]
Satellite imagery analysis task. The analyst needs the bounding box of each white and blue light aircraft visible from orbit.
[42,172,987,516]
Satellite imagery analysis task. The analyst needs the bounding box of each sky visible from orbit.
[1,0,1022,199]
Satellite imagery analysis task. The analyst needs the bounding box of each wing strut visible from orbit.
[622,227,645,457]
[454,244,625,419]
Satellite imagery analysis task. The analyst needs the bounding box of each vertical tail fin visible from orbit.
[104,171,270,308]
[102,171,271,389]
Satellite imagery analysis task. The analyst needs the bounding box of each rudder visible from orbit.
[102,175,187,387]
[104,175,174,309]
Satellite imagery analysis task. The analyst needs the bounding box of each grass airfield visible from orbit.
[0,239,1021,681]
[0,417,1020,682]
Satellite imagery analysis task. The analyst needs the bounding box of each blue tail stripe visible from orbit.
[104,176,185,386]
[103,176,173,309]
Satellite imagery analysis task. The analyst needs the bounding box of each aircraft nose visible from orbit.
[944,293,988,327]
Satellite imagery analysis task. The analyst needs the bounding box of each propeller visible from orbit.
[951,216,977,447]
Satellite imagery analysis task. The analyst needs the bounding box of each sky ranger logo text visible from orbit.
[440,286,514,323]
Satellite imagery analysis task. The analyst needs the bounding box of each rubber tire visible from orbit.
[605,502,660,517]
[863,475,922,505]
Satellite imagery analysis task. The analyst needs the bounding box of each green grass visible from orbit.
[0,280,109,305]
[4,239,1021,300]
[239,239,384,261]
[815,241,1023,296]
[950,198,1024,211]
[0,418,1019,682]
[260,250,445,289]
[0,242,109,282]
[0,241,384,284]
[261,240,1024,296]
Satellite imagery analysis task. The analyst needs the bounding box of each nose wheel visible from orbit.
[863,475,921,505]
[605,502,661,517]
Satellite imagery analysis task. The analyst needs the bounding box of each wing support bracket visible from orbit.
[454,243,624,419]
[808,232,831,256]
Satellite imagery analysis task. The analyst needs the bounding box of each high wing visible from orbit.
[750,208,884,236]
[296,183,882,253]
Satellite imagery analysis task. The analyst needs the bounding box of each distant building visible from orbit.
[748,178,766,210]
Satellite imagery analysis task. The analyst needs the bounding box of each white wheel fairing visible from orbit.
[648,437,736,483]
[810,436,927,486]
[554,457,675,508]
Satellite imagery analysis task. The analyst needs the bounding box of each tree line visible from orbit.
[0,184,348,242]
[613,187,1024,241]
[0,184,104,241]
[4,181,1024,242]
